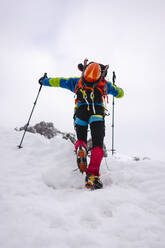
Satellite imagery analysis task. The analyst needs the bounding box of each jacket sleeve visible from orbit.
[41,77,80,93]
[106,81,124,98]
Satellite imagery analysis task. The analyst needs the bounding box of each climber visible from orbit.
[39,59,124,189]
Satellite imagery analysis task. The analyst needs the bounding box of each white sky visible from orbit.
[0,0,165,160]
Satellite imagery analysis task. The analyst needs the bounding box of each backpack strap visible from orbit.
[74,63,109,112]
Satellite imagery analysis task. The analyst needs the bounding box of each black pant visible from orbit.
[75,105,105,148]
[75,121,105,148]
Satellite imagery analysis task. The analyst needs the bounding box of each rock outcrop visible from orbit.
[16,121,108,157]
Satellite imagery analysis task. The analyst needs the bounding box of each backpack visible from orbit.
[75,61,109,113]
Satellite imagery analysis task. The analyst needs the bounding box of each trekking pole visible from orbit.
[111,71,116,155]
[18,73,47,149]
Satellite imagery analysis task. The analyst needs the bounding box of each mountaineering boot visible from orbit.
[75,140,87,173]
[85,174,103,190]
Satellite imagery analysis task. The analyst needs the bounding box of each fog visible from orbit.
[0,0,165,160]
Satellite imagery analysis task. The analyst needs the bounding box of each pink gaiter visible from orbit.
[86,146,104,176]
[75,140,87,151]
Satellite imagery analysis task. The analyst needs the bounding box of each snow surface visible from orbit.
[0,128,165,248]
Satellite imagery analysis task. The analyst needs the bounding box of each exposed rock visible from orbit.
[18,121,59,139]
[17,121,108,157]
[133,156,150,161]
[133,156,141,161]
[62,132,76,144]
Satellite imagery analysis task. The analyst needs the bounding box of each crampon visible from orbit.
[77,145,87,173]
[85,174,103,190]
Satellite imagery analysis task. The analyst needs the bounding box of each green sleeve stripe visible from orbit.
[116,88,124,98]
[49,78,61,87]
[112,84,118,91]
[111,84,124,98]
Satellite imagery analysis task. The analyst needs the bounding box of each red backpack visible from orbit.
[75,61,109,108]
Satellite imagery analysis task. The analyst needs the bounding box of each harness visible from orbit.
[75,77,108,114]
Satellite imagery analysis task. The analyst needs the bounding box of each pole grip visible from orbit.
[113,71,116,85]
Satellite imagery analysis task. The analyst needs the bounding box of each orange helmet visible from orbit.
[84,62,101,82]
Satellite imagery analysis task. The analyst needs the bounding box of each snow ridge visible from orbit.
[0,128,165,248]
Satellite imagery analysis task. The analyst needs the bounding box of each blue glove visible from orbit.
[39,73,47,85]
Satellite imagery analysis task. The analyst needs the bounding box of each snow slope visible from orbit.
[0,128,165,248]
